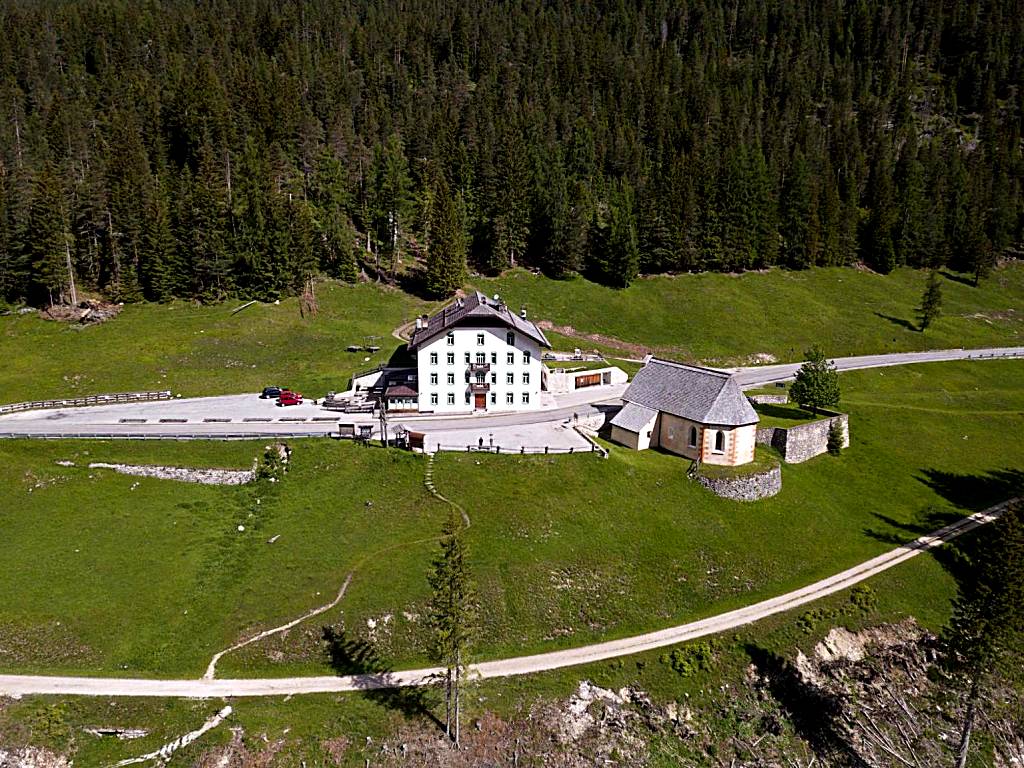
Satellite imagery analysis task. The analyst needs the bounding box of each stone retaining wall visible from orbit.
[756,411,849,463]
[697,464,782,501]
[747,393,789,405]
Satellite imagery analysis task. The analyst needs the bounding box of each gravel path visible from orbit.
[0,499,1012,698]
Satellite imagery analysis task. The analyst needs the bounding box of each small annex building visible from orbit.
[610,356,760,467]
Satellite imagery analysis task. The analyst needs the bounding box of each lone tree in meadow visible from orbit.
[917,270,943,331]
[943,499,1024,768]
[789,346,840,416]
[427,510,478,746]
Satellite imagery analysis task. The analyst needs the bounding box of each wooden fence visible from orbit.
[0,390,173,415]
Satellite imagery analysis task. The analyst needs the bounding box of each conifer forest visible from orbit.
[1,0,1022,304]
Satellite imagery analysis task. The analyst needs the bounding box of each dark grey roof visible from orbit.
[408,291,551,349]
[622,357,759,427]
[609,402,659,433]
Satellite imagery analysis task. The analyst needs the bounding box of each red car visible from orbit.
[277,391,303,406]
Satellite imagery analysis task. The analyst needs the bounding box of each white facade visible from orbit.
[416,326,543,413]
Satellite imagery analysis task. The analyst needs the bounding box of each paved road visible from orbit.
[0,499,1011,698]
[731,345,1024,387]
[0,347,1021,440]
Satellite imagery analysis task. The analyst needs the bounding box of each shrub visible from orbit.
[827,419,844,455]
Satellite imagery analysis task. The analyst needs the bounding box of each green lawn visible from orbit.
[3,359,1016,681]
[0,282,430,404]
[476,264,1024,364]
[0,359,1019,764]
[752,401,821,428]
[0,264,1021,409]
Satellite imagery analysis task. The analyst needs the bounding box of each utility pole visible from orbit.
[379,400,389,448]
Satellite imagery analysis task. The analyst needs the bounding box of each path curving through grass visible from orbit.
[0,498,1013,698]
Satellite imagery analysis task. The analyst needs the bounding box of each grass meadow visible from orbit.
[0,359,1019,684]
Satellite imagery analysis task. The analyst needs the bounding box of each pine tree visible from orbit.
[369,133,413,280]
[789,347,840,416]
[864,142,899,274]
[424,175,466,298]
[917,270,943,331]
[943,500,1024,768]
[26,165,70,306]
[780,149,815,269]
[427,510,478,746]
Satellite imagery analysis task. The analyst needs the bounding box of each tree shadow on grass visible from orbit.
[939,270,976,287]
[321,625,443,731]
[744,644,870,767]
[874,311,919,332]
[753,403,817,422]
[917,467,1024,512]
[862,468,1024,589]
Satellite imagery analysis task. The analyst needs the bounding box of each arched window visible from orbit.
[688,426,698,448]
[714,431,725,452]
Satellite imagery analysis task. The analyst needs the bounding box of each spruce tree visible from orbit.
[780,149,815,269]
[917,270,943,331]
[943,500,1024,768]
[424,175,466,298]
[426,510,478,746]
[26,165,70,306]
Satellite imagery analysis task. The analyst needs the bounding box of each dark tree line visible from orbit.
[0,0,1022,304]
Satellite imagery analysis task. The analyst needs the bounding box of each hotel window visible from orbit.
[523,372,530,385]
[430,373,438,385]
[430,352,438,365]
[506,332,515,346]
[447,352,455,365]
[464,352,470,363]
[447,393,455,405]
[430,393,438,405]
[447,332,454,346]
[506,352,515,365]
[447,373,455,385]
[490,372,497,384]
[522,392,530,404]
[490,392,496,404]
[506,392,514,404]
[465,392,471,405]
[491,352,497,364]
[506,372,514,385]
[523,350,531,364]
[477,333,485,346]
[476,352,485,363]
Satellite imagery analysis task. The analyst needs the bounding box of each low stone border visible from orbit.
[697,464,782,501]
[87,463,255,485]
[747,393,789,405]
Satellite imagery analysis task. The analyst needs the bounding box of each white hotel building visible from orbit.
[407,292,551,414]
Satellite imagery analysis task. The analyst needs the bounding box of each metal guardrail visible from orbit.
[0,431,330,441]
[432,443,601,455]
[0,390,173,414]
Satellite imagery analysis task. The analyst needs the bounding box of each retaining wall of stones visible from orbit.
[697,464,782,501]
[755,411,849,463]
[747,393,789,405]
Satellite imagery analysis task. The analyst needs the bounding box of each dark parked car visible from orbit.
[260,386,282,399]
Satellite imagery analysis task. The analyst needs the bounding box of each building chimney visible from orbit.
[520,305,527,319]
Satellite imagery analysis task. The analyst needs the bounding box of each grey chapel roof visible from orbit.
[617,357,759,428]
[408,291,551,350]
[609,401,659,432]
